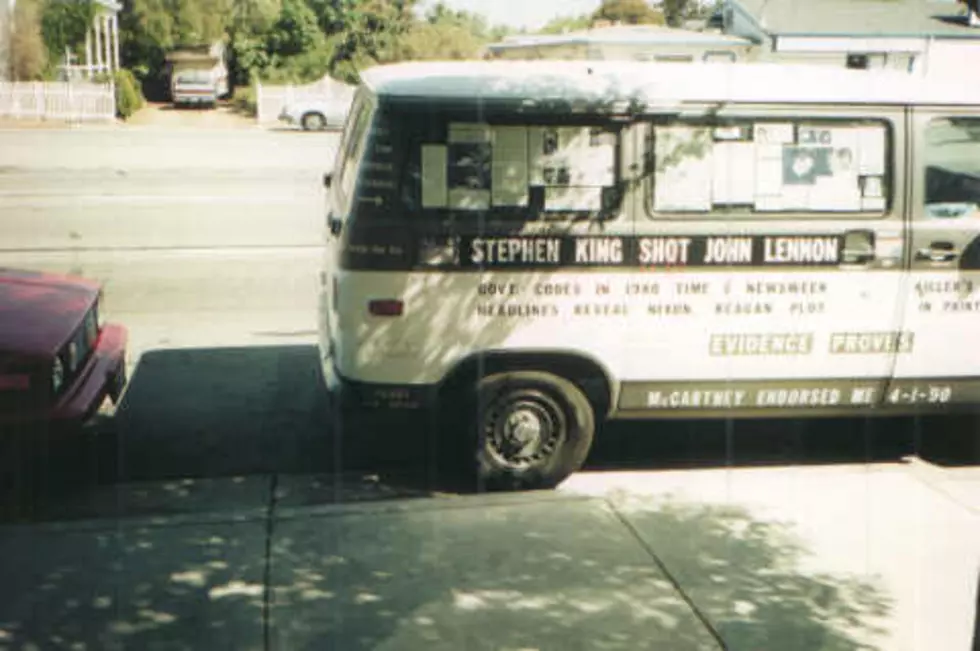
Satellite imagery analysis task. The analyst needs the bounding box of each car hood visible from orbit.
[0,269,99,357]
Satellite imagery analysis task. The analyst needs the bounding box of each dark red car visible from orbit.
[0,269,128,430]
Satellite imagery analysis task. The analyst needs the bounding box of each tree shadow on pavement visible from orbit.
[0,509,268,651]
[269,495,891,651]
[0,491,892,651]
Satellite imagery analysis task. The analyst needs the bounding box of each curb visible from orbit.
[902,454,980,516]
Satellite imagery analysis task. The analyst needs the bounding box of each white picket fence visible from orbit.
[0,81,116,122]
[255,76,355,127]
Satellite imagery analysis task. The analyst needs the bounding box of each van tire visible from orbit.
[459,371,595,491]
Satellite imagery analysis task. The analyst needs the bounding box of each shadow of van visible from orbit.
[3,343,977,509]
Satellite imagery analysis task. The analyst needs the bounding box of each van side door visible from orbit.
[886,109,980,408]
[616,106,908,416]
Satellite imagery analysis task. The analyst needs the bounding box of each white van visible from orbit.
[318,60,980,490]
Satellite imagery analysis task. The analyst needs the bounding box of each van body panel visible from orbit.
[320,60,980,417]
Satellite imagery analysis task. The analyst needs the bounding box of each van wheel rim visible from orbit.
[305,114,325,130]
[484,394,562,469]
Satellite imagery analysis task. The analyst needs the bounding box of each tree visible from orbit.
[395,21,483,61]
[265,0,324,58]
[39,0,97,74]
[662,0,691,26]
[591,0,665,25]
[538,14,592,34]
[10,0,47,80]
[324,0,419,82]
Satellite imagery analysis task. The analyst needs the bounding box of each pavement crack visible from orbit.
[606,499,729,651]
[263,474,280,651]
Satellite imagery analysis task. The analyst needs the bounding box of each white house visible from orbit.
[723,0,980,75]
[484,24,754,63]
[84,0,123,76]
[3,0,121,80]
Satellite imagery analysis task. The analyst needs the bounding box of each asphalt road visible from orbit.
[0,127,338,173]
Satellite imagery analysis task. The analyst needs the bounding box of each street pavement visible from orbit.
[0,127,977,651]
[0,127,338,173]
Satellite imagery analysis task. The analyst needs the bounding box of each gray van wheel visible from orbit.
[471,371,594,491]
[301,112,327,131]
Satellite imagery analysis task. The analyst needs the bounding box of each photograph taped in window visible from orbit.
[413,120,621,216]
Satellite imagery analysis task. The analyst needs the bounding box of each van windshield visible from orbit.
[353,103,624,221]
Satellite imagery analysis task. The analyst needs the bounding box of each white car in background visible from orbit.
[278,97,351,131]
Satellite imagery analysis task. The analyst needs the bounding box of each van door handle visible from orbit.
[841,248,875,264]
[328,215,343,237]
[841,229,875,265]
[915,241,959,263]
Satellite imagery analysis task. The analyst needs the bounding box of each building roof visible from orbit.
[732,0,980,38]
[361,59,980,107]
[488,25,752,52]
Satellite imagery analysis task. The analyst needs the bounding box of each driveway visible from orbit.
[126,102,258,130]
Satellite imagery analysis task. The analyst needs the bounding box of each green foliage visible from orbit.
[107,0,513,96]
[538,14,593,34]
[265,0,324,57]
[231,82,257,116]
[40,0,96,64]
[394,2,502,62]
[662,0,692,26]
[395,21,483,61]
[592,0,665,25]
[113,68,146,119]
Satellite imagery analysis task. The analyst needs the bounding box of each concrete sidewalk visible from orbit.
[0,460,977,651]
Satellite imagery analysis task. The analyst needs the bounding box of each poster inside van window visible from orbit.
[446,123,492,210]
[419,123,618,212]
[653,120,887,213]
[529,126,616,211]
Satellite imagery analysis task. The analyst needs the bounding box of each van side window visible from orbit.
[923,117,980,218]
[399,115,623,220]
[648,118,890,216]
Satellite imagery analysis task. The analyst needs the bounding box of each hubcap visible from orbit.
[485,396,562,469]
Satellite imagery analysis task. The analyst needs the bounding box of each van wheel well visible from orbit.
[437,352,613,419]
